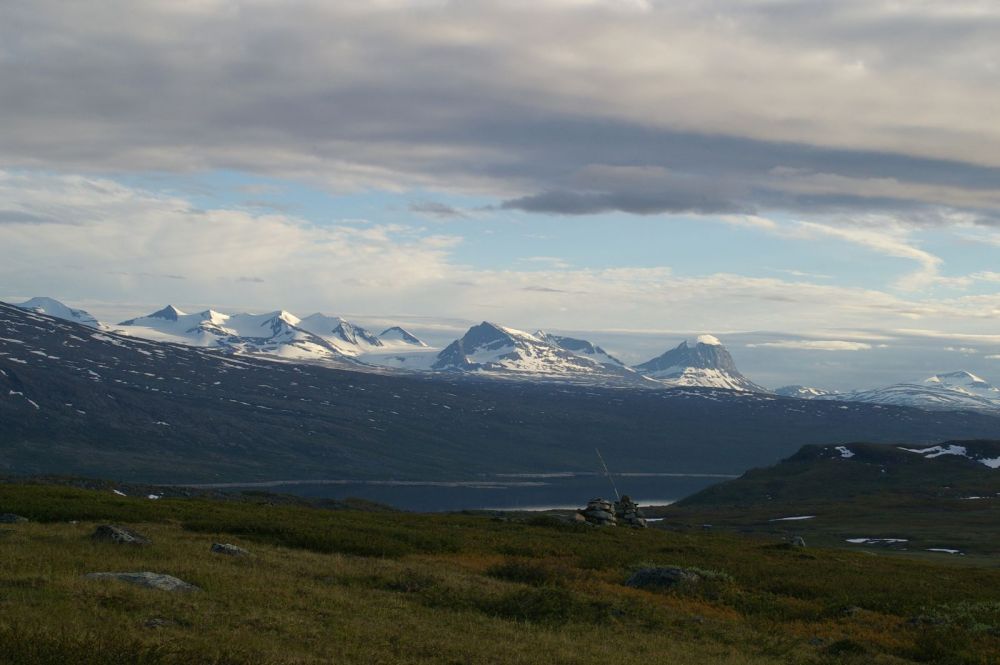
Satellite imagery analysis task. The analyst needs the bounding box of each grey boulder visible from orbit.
[0,513,28,523]
[91,524,151,545]
[211,542,249,557]
[84,572,200,592]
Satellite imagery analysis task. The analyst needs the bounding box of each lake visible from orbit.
[187,472,737,512]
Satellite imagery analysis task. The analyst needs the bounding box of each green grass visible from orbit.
[1,483,999,664]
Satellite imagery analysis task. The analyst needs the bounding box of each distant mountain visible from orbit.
[829,371,1000,412]
[15,297,103,329]
[296,314,384,354]
[6,301,1000,485]
[431,322,644,384]
[633,335,766,392]
[378,326,427,347]
[534,331,624,367]
[924,370,1000,399]
[774,385,838,399]
[116,305,352,363]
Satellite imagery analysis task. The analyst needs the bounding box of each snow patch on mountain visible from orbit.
[898,444,1000,469]
[774,385,838,399]
[16,297,103,329]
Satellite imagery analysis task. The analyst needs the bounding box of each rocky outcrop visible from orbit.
[211,542,249,557]
[0,513,28,523]
[84,572,200,592]
[91,524,151,545]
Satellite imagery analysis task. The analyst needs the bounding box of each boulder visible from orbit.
[84,572,200,592]
[0,513,28,523]
[211,542,249,557]
[625,567,701,590]
[91,524,151,545]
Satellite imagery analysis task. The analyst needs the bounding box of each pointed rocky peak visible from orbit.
[198,309,229,325]
[379,326,427,347]
[636,335,740,374]
[150,305,185,321]
[333,320,382,347]
[634,335,765,392]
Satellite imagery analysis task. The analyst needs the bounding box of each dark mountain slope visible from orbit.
[3,301,1000,485]
[663,441,1000,555]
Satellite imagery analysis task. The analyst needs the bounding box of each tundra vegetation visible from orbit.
[1,483,998,664]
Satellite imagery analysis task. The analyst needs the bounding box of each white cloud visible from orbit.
[3,169,1000,339]
[746,340,874,352]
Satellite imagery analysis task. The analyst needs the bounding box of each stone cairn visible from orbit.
[615,495,648,528]
[578,495,647,528]
[580,498,617,526]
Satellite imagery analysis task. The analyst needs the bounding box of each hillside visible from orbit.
[5,303,1000,485]
[662,441,1000,556]
[0,482,998,664]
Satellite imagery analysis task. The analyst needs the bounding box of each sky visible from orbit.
[2,0,1000,390]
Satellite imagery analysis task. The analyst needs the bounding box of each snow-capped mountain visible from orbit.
[924,371,1000,399]
[828,371,1000,412]
[15,297,103,329]
[379,326,427,347]
[431,322,644,384]
[296,314,384,354]
[114,304,430,365]
[534,331,624,367]
[633,335,766,392]
[118,305,230,346]
[774,385,838,399]
[115,306,352,363]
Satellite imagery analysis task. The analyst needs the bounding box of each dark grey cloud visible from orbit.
[2,1,1000,223]
[0,210,60,225]
[408,201,467,219]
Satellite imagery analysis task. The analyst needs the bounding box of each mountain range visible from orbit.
[12,297,1000,413]
[5,300,1000,485]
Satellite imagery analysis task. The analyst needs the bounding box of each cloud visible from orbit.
[746,340,875,351]
[5,169,1000,345]
[2,2,1000,222]
[408,201,467,219]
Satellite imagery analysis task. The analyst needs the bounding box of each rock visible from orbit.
[0,513,28,523]
[143,617,178,629]
[791,536,807,549]
[211,542,249,557]
[84,572,200,592]
[625,567,701,590]
[91,524,151,546]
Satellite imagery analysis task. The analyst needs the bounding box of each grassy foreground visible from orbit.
[1,484,999,664]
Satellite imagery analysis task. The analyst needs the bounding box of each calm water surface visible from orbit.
[190,473,736,512]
